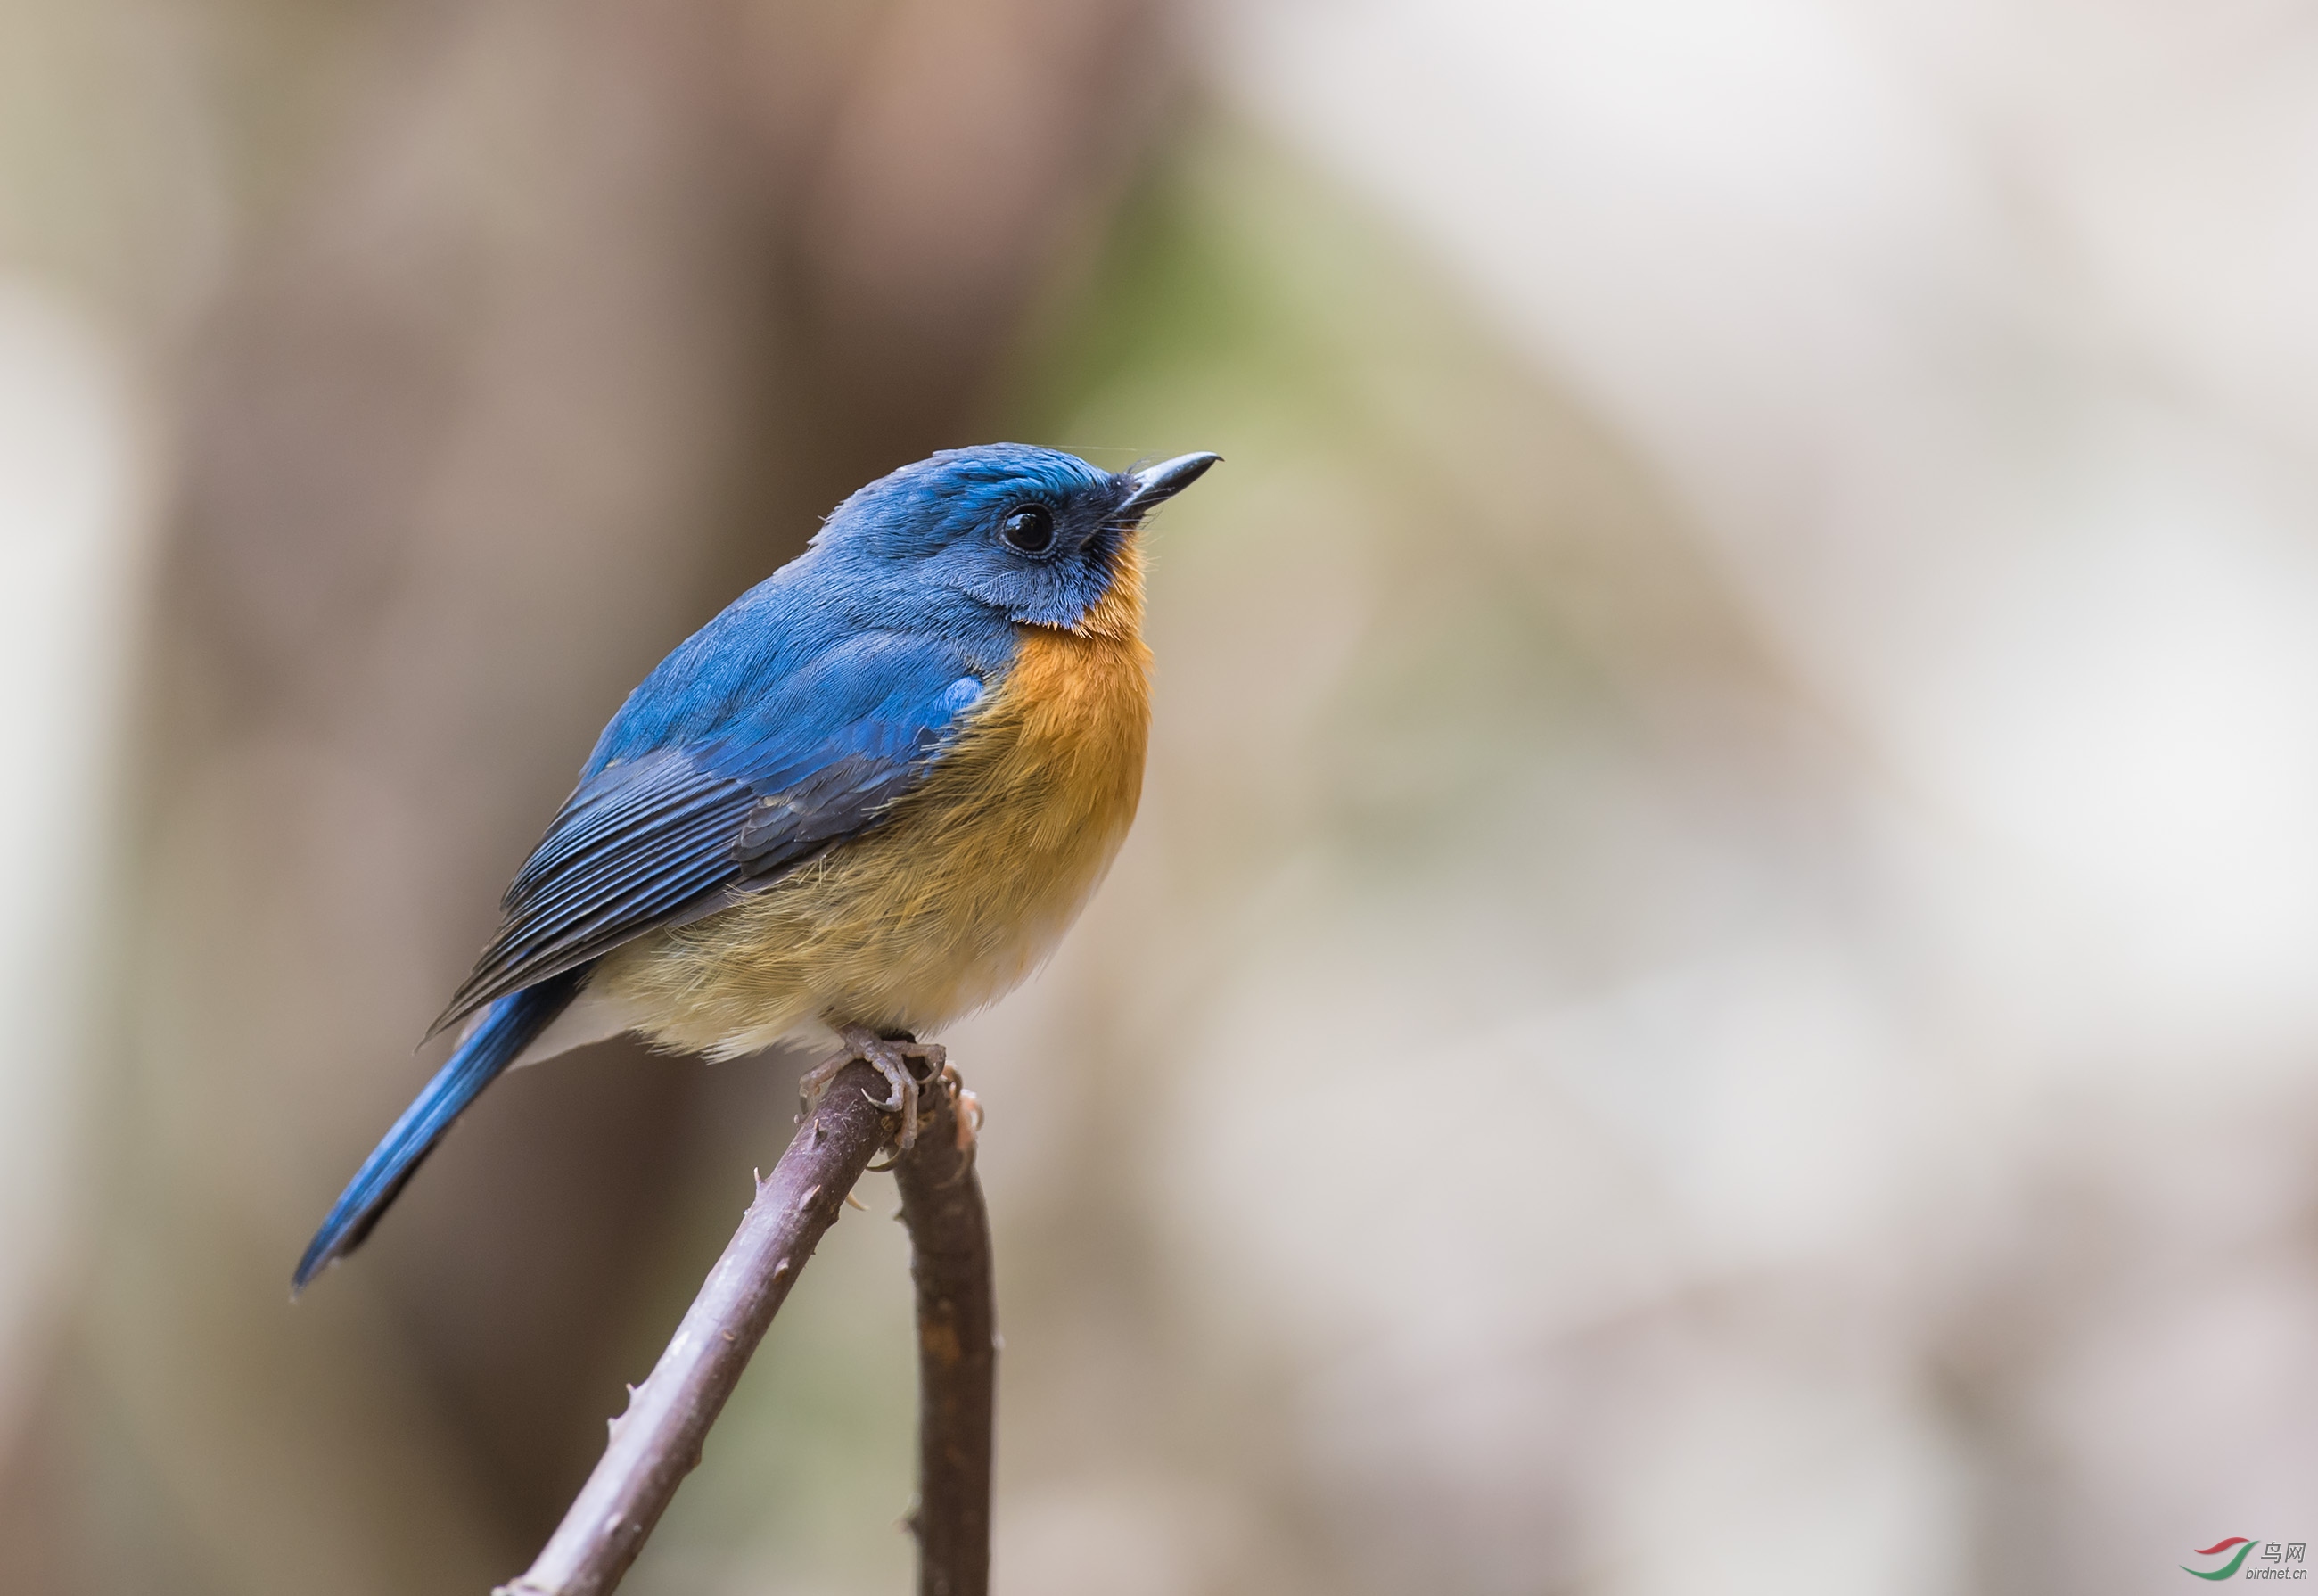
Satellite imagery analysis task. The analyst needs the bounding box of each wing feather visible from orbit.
[431,639,987,1034]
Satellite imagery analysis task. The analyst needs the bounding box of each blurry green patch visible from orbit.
[1001,116,1688,892]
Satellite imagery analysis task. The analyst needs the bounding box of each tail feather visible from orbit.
[293,969,585,1293]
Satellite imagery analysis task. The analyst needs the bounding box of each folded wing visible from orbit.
[431,633,988,1033]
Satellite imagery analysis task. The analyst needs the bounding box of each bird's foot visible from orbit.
[801,1025,946,1150]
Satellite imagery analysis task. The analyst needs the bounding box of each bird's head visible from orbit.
[814,443,1220,633]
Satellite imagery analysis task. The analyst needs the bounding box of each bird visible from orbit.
[293,442,1219,1292]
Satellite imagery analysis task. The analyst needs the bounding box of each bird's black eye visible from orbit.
[999,503,1055,555]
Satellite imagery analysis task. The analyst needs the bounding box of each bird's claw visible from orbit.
[803,1025,946,1150]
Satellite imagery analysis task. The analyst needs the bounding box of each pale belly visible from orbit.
[589,612,1151,1057]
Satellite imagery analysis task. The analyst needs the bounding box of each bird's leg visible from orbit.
[801,1025,946,1150]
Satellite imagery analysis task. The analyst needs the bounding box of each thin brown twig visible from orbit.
[497,1061,887,1596]
[494,1055,997,1596]
[894,1069,994,1596]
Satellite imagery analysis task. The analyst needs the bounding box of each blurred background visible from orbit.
[4,1,2316,1592]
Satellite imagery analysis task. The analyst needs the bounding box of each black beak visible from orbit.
[1116,452,1222,519]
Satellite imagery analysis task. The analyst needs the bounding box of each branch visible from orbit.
[894,1067,994,1596]
[495,1055,998,1596]
[497,1060,888,1596]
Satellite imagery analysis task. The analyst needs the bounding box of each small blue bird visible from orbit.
[295,443,1219,1291]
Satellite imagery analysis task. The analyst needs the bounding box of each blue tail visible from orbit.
[293,970,584,1293]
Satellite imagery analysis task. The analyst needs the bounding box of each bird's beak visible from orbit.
[1116,452,1222,520]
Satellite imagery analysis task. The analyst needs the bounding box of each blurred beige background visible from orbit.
[2,2,2314,1592]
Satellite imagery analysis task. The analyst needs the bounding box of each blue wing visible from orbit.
[431,630,988,1033]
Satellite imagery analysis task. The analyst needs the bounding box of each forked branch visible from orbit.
[497,1056,994,1596]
